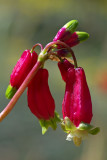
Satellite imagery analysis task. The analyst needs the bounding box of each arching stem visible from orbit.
[31,43,44,53]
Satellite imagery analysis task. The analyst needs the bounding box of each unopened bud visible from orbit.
[53,20,78,42]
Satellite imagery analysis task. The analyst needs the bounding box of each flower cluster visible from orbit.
[2,20,99,146]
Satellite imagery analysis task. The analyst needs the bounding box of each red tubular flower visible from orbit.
[58,59,92,126]
[5,50,37,99]
[28,68,55,120]
[62,67,93,127]
[27,68,60,134]
[58,59,99,146]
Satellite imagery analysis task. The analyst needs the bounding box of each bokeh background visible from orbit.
[0,0,107,160]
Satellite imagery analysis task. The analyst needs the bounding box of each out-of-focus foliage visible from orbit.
[0,0,107,160]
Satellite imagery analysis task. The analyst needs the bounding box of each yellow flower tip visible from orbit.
[73,137,82,147]
[42,126,48,135]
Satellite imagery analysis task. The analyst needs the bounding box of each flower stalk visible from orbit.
[31,43,44,53]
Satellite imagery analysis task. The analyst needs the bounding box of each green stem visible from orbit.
[0,61,42,122]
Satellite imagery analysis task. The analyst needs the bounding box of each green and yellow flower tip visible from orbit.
[64,20,78,33]
[5,84,17,99]
[76,31,89,42]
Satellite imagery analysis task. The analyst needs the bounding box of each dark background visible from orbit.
[0,0,107,159]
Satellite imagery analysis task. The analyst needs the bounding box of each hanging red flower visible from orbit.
[27,68,60,134]
[5,50,37,99]
[58,59,99,146]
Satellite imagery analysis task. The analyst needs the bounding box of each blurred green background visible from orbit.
[0,0,107,159]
